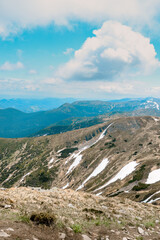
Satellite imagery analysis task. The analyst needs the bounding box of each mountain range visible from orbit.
[0,97,160,138]
[0,98,160,238]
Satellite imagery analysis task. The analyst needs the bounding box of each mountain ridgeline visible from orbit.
[1,97,160,138]
[0,115,160,206]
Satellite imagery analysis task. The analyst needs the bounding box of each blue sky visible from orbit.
[0,0,160,99]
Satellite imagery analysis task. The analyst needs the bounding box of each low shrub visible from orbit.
[30,212,56,226]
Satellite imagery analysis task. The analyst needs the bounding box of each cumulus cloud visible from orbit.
[0,61,24,71]
[29,69,37,74]
[55,21,160,81]
[63,48,74,55]
[0,0,160,37]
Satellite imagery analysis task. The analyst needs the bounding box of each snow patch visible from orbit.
[48,157,55,169]
[57,148,65,153]
[143,190,160,203]
[62,183,69,189]
[93,123,113,146]
[65,146,87,165]
[153,117,159,122]
[153,102,159,110]
[146,100,159,110]
[66,154,83,175]
[146,168,160,184]
[148,197,160,204]
[95,161,139,191]
[66,123,113,173]
[49,157,54,165]
[20,172,31,182]
[77,158,109,191]
[96,192,103,196]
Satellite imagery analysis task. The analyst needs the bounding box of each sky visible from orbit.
[0,0,160,100]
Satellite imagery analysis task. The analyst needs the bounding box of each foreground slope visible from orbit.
[0,187,159,239]
[0,116,160,205]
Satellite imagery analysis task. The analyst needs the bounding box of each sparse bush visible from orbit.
[30,212,55,226]
[19,215,30,223]
[132,182,149,191]
[129,165,146,183]
[144,220,155,229]
[105,142,116,148]
[71,224,82,233]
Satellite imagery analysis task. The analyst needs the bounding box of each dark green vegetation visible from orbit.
[33,117,104,137]
[129,165,146,183]
[25,167,58,189]
[132,182,149,191]
[1,97,160,138]
[58,148,78,158]
[30,212,56,226]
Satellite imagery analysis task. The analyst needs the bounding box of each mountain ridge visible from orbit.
[1,97,160,138]
[0,115,160,206]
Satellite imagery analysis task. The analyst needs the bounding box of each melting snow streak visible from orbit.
[62,183,69,189]
[66,123,113,175]
[77,158,109,191]
[95,161,139,191]
[143,190,160,203]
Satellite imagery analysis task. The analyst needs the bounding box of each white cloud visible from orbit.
[55,21,160,81]
[29,69,37,74]
[0,0,160,37]
[63,48,74,55]
[44,77,63,85]
[17,49,23,59]
[0,61,24,71]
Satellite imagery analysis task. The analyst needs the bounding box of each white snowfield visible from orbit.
[66,123,113,175]
[66,154,83,175]
[76,158,109,191]
[153,101,160,110]
[62,182,69,189]
[143,190,160,203]
[48,157,55,169]
[148,197,160,204]
[153,117,159,122]
[95,161,139,192]
[20,172,31,182]
[49,157,54,165]
[146,168,160,184]
[146,100,160,110]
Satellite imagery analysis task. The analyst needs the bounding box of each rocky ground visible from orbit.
[0,187,159,240]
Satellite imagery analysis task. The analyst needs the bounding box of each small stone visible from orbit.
[4,205,12,209]
[138,227,144,235]
[6,228,14,232]
[32,237,39,240]
[66,227,73,232]
[0,231,10,237]
[123,237,128,240]
[145,232,149,236]
[82,234,92,240]
[68,203,75,208]
[59,233,66,239]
